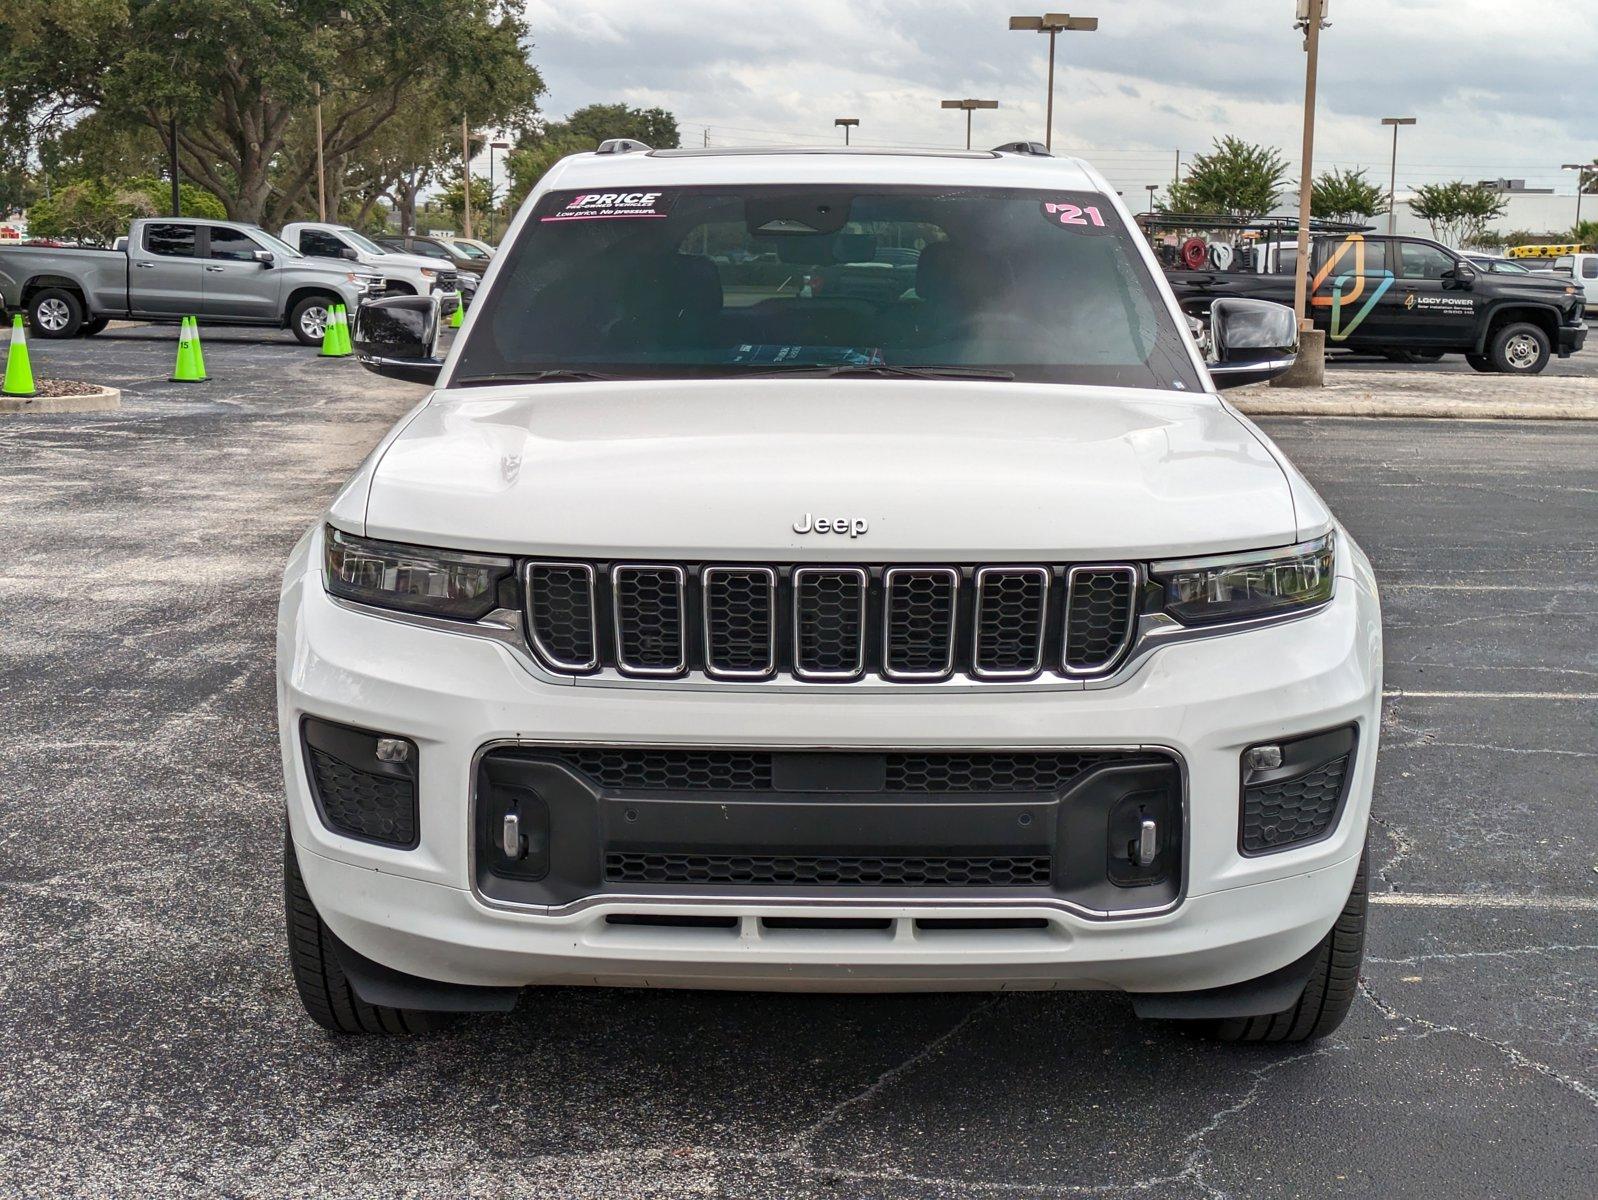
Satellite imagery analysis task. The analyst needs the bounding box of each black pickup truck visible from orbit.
[1141,215,1587,374]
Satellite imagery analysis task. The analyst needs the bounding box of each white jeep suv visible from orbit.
[277,143,1381,1042]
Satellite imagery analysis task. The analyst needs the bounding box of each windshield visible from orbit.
[452,185,1201,390]
[340,228,387,255]
[249,228,302,258]
[448,239,489,258]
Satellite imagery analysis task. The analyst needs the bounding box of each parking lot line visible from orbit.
[1384,688,1598,701]
[1370,892,1598,911]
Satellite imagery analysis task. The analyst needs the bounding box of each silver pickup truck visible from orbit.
[0,217,383,345]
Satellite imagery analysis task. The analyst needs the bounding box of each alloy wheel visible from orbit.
[36,297,71,332]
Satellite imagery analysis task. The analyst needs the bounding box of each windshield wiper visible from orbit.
[452,369,626,386]
[743,364,1016,381]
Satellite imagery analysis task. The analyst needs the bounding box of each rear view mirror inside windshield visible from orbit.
[746,195,852,238]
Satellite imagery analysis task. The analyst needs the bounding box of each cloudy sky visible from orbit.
[519,0,1596,201]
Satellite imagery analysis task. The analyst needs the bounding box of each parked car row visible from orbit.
[1140,215,1587,374]
[0,217,487,344]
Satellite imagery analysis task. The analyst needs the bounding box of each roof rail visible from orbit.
[595,138,652,155]
[991,141,1052,157]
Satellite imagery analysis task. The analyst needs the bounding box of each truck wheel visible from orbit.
[1191,842,1368,1045]
[289,295,336,347]
[27,288,84,339]
[1466,353,1496,373]
[1488,322,1550,374]
[283,830,455,1035]
[79,317,110,337]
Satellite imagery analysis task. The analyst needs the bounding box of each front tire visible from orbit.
[284,830,455,1034]
[27,287,84,338]
[1488,322,1551,374]
[288,294,336,347]
[1196,843,1368,1044]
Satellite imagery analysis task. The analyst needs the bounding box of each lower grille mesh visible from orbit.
[606,852,1053,887]
[1242,756,1350,853]
[530,747,1149,794]
[307,746,416,846]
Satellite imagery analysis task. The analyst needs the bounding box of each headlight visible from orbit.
[1151,533,1335,625]
[324,527,514,621]
[419,268,437,279]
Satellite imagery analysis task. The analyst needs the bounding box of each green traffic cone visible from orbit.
[3,313,37,397]
[336,305,353,356]
[189,316,209,378]
[318,304,341,357]
[171,317,205,382]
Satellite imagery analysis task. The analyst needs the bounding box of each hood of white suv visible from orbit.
[358,379,1298,561]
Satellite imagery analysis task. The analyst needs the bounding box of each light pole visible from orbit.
[1145,184,1158,214]
[1278,0,1329,389]
[460,115,473,240]
[941,98,999,150]
[835,117,859,146]
[1008,13,1098,152]
[486,140,510,241]
[1382,117,1416,235]
[1562,162,1594,230]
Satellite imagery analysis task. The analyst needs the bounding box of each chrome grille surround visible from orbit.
[520,561,1141,685]
[792,566,870,680]
[882,567,960,681]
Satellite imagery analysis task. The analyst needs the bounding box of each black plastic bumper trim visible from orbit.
[328,930,520,1014]
[1127,940,1321,1021]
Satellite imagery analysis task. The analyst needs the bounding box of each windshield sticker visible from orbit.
[726,344,885,366]
[542,192,673,222]
[1042,200,1110,232]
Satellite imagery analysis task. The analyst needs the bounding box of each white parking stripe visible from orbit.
[1370,892,1598,912]
[1384,689,1597,701]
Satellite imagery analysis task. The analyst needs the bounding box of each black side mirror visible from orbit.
[1206,297,1298,389]
[339,247,360,261]
[354,295,443,385]
[253,249,275,268]
[1446,262,1478,289]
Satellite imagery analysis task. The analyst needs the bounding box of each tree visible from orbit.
[1407,181,1509,249]
[24,177,224,244]
[0,0,544,226]
[1573,219,1598,247]
[503,103,683,209]
[1163,137,1289,220]
[1310,167,1387,224]
[433,170,493,230]
[548,103,680,150]
[503,132,595,208]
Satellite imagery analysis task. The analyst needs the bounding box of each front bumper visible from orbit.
[278,527,1383,994]
[1556,320,1587,356]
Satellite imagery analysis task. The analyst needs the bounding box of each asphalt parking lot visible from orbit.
[1,327,1594,1199]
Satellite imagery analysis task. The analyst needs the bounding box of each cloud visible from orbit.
[520,0,1597,197]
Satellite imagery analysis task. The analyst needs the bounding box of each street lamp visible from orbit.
[1561,162,1594,229]
[1008,13,1098,151]
[835,117,859,146]
[1382,117,1417,236]
[1145,184,1158,214]
[941,98,999,150]
[487,140,510,240]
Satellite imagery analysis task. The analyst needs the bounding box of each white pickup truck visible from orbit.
[279,143,1382,1044]
[1553,252,1598,313]
[279,222,461,314]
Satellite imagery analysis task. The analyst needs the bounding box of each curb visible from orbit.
[0,385,122,415]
